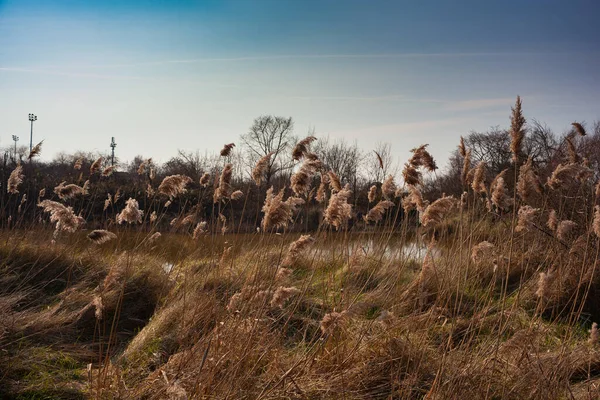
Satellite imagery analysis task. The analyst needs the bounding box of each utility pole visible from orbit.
[11,135,19,162]
[28,113,37,153]
[110,137,117,166]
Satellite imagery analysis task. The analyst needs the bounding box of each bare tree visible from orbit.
[313,137,363,193]
[241,116,295,186]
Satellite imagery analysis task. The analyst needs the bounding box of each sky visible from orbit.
[1,0,599,169]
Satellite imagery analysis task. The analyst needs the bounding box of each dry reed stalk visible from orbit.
[324,185,352,230]
[102,166,115,177]
[117,198,143,224]
[316,173,329,203]
[590,322,599,345]
[320,311,348,335]
[403,184,427,213]
[231,190,244,200]
[150,211,157,223]
[7,164,23,194]
[461,148,472,187]
[510,96,526,163]
[409,144,437,171]
[566,137,581,164]
[252,152,273,185]
[491,175,511,211]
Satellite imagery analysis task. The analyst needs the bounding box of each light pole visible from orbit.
[28,113,37,153]
[11,135,19,161]
[110,137,117,166]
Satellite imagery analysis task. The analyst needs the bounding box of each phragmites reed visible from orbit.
[158,174,193,199]
[261,187,304,231]
[509,95,526,163]
[517,157,542,202]
[515,205,539,232]
[471,162,487,193]
[458,136,467,158]
[593,206,600,238]
[572,122,586,136]
[146,183,155,197]
[535,271,553,300]
[556,220,577,241]
[90,157,103,174]
[368,185,377,203]
[150,211,157,223]
[147,232,161,244]
[38,200,85,235]
[381,175,397,200]
[214,164,233,202]
[149,168,156,181]
[231,190,244,200]
[102,165,115,177]
[403,184,427,213]
[38,188,46,200]
[490,172,511,211]
[282,235,315,267]
[420,196,456,227]
[324,185,353,230]
[87,230,117,244]
[73,157,83,170]
[28,140,43,159]
[103,193,112,211]
[320,311,348,335]
[7,164,24,194]
[565,137,580,164]
[291,158,322,196]
[192,221,207,239]
[270,287,301,308]
[292,136,317,160]
[547,163,593,189]
[547,210,558,232]
[116,198,143,224]
[590,322,599,345]
[316,173,329,203]
[328,171,342,192]
[365,200,395,223]
[402,163,421,186]
[409,144,437,171]
[54,182,87,200]
[137,160,147,175]
[461,148,472,187]
[199,172,210,187]
[220,143,235,157]
[252,152,273,185]
[471,241,495,264]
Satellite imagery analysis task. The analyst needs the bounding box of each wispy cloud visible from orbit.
[443,97,518,112]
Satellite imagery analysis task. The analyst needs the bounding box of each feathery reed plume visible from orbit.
[192,221,208,239]
[38,188,46,200]
[461,148,472,187]
[368,185,377,203]
[149,167,156,181]
[146,183,155,197]
[87,230,117,244]
[556,220,577,241]
[199,172,210,187]
[590,322,599,345]
[572,122,586,136]
[220,143,235,157]
[471,162,487,193]
[459,136,467,158]
[328,171,342,192]
[270,286,301,308]
[291,158,322,196]
[517,157,542,202]
[137,160,147,175]
[566,137,580,164]
[103,193,112,211]
[315,173,329,203]
[292,136,317,160]
[471,241,495,264]
[18,194,26,214]
[410,144,437,171]
[7,164,23,194]
[158,174,192,199]
[282,235,315,267]
[381,175,397,200]
[376,310,396,327]
[92,295,104,320]
[252,152,273,185]
[490,173,511,211]
[509,96,526,163]
[593,206,600,238]
[276,267,293,281]
[112,188,120,203]
[547,163,593,189]
[38,200,85,235]
[54,182,87,200]
[28,140,43,159]
[547,210,558,232]
[150,211,157,223]
[402,163,421,186]
[231,190,244,200]
[320,311,348,335]
[73,157,83,170]
[164,200,171,208]
[102,165,115,177]
[324,185,352,230]
[90,157,103,174]
[421,196,456,227]
[147,232,161,244]
[261,187,304,230]
[214,164,233,202]
[535,271,553,300]
[117,198,143,224]
[365,200,395,223]
[403,184,427,213]
[374,150,384,169]
[515,205,539,232]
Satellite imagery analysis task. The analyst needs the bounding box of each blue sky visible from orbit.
[1,0,599,168]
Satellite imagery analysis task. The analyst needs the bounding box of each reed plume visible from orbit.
[368,185,377,203]
[459,136,467,158]
[556,220,577,241]
[214,164,233,202]
[590,322,599,345]
[102,166,115,177]
[547,163,593,189]
[593,206,600,238]
[146,183,155,197]
[515,205,539,232]
[87,230,117,244]
[409,144,437,171]
[292,136,317,160]
[199,172,210,187]
[381,175,397,200]
[282,235,315,267]
[192,221,208,239]
[7,164,23,194]
[103,194,112,211]
[147,232,161,244]
[421,196,456,227]
[28,140,43,159]
[158,174,193,199]
[328,171,342,192]
[73,157,83,170]
[90,157,103,174]
[252,152,273,185]
[547,210,558,232]
[572,122,586,136]
[54,182,87,200]
[291,158,322,196]
[471,162,487,193]
[315,173,329,203]
[150,211,157,223]
[566,137,580,164]
[324,185,352,230]
[261,187,304,230]
[220,143,235,157]
[490,173,510,211]
[38,188,46,200]
[517,157,542,202]
[117,198,143,224]
[509,96,526,163]
[471,241,495,264]
[535,271,553,300]
[403,184,427,213]
[461,148,472,187]
[365,200,395,223]
[231,190,244,200]
[402,163,421,186]
[38,200,85,235]
[270,286,301,308]
[320,311,348,335]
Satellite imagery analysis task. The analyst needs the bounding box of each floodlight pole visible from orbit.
[28,113,37,153]
[12,135,19,161]
[110,137,117,166]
